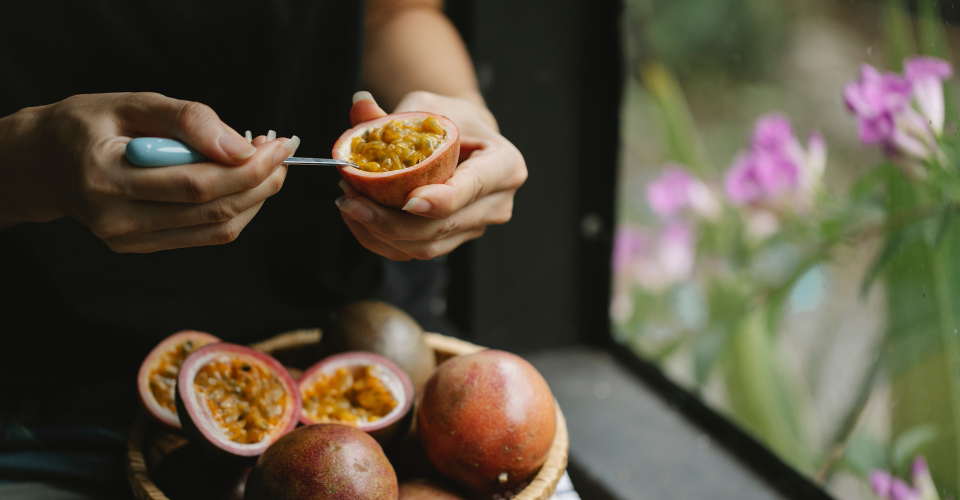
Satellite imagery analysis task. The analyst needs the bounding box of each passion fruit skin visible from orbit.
[244,424,399,500]
[333,112,460,209]
[399,480,467,500]
[298,351,415,447]
[138,330,220,430]
[417,350,557,495]
[323,301,435,397]
[175,343,300,463]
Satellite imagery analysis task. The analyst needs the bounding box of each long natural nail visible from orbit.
[339,198,375,223]
[244,130,253,143]
[334,197,345,208]
[220,131,257,160]
[402,197,432,214]
[352,91,377,105]
[273,136,299,165]
[267,130,277,141]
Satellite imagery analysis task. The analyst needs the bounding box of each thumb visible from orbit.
[117,93,257,165]
[350,91,388,126]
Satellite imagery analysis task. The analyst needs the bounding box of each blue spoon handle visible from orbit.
[125,137,208,167]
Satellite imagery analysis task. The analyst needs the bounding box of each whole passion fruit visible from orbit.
[298,352,414,446]
[324,301,435,396]
[138,330,220,429]
[244,423,399,500]
[333,112,460,208]
[418,350,557,495]
[399,480,467,500]
[175,343,300,460]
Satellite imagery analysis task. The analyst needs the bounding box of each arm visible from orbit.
[336,0,527,260]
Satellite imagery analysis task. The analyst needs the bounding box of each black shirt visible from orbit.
[0,0,447,403]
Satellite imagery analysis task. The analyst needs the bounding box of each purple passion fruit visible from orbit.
[175,343,300,460]
[324,301,435,397]
[417,350,557,495]
[399,480,467,500]
[138,330,220,429]
[244,423,399,500]
[298,352,414,446]
[333,112,460,208]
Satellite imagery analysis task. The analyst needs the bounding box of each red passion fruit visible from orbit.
[244,423,399,500]
[298,352,414,446]
[333,112,460,208]
[138,330,220,429]
[417,350,557,495]
[175,343,300,460]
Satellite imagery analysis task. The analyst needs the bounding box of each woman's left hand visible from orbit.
[336,91,527,261]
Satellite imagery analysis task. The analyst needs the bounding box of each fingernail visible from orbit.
[267,130,277,141]
[244,130,253,143]
[339,198,375,223]
[273,136,299,165]
[334,196,345,208]
[402,197,432,213]
[352,91,377,105]
[220,132,257,160]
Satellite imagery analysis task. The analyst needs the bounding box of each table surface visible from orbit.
[528,347,788,500]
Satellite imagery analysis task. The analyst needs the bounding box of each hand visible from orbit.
[0,92,299,252]
[336,91,527,260]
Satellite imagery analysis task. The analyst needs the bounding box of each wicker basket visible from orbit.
[127,330,569,500]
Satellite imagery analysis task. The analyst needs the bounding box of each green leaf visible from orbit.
[837,434,889,478]
[891,424,939,472]
[692,329,726,390]
[882,0,916,70]
[640,61,712,175]
[860,225,915,299]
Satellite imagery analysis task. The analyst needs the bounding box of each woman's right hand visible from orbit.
[0,92,298,252]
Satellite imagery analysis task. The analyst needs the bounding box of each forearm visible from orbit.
[363,1,495,127]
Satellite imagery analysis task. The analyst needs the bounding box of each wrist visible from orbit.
[0,105,64,228]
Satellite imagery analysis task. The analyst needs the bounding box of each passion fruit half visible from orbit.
[298,352,414,446]
[399,480,467,500]
[175,343,300,460]
[138,330,220,429]
[417,350,557,495]
[244,423,399,500]
[333,112,460,208]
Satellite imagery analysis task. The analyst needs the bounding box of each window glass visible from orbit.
[614,1,959,498]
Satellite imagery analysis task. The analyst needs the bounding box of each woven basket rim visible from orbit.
[127,331,569,500]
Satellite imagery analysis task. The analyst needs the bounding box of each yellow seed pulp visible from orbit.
[148,338,214,414]
[193,358,288,444]
[301,366,398,425]
[347,117,447,173]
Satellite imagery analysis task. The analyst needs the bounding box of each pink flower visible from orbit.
[611,224,695,292]
[724,114,825,207]
[612,227,648,273]
[905,56,954,134]
[647,167,693,218]
[870,455,940,500]
[844,58,953,164]
[646,165,721,220]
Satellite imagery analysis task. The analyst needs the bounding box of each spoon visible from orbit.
[125,137,358,168]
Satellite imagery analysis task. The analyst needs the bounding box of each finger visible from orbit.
[113,92,257,164]
[252,135,269,146]
[350,91,388,126]
[102,198,266,253]
[401,137,527,219]
[91,165,288,238]
[120,136,299,203]
[338,209,411,261]
[337,189,512,242]
[369,224,486,260]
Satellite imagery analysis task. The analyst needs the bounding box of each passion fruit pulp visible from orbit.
[244,424,399,500]
[417,350,557,495]
[324,301,436,397]
[333,112,460,209]
[298,352,414,446]
[175,343,300,460]
[138,330,220,429]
